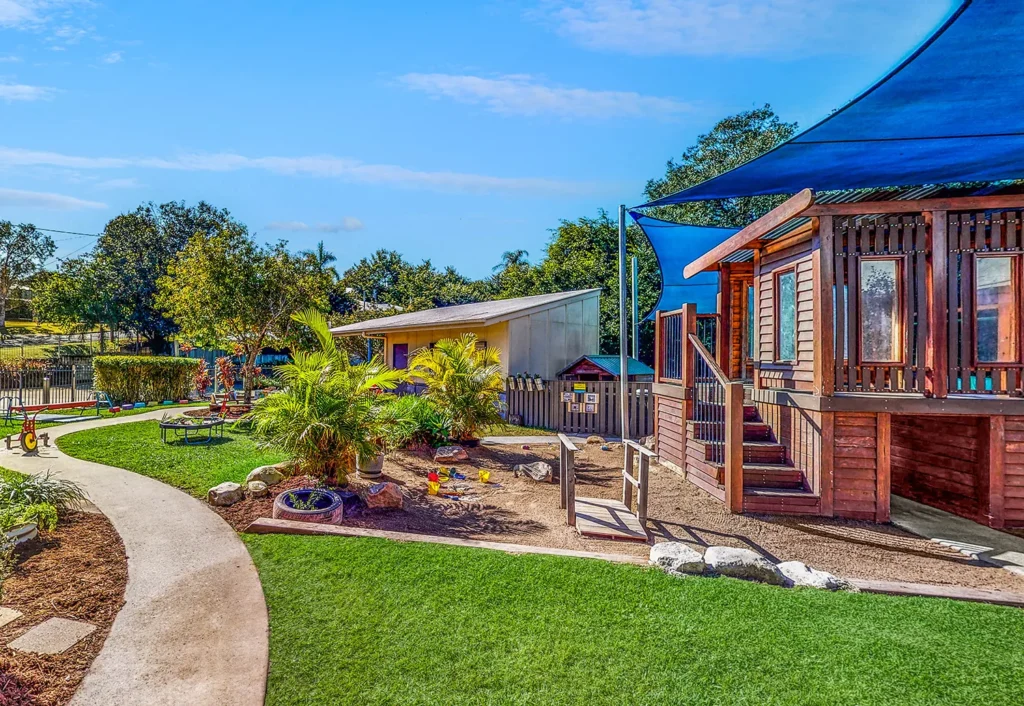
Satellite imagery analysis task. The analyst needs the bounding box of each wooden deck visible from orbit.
[574,497,648,542]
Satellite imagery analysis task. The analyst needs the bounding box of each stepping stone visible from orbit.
[8,617,96,655]
[0,607,22,628]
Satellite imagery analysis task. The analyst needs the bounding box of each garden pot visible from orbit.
[356,452,385,480]
[272,488,345,524]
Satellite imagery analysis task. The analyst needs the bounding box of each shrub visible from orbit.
[408,334,505,441]
[0,471,86,513]
[0,535,13,603]
[94,355,202,402]
[0,502,58,532]
[385,394,453,447]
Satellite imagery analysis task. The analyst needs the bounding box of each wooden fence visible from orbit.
[504,380,653,439]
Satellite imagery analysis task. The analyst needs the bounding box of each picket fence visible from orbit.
[504,380,653,439]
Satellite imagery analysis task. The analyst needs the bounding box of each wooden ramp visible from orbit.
[574,497,648,542]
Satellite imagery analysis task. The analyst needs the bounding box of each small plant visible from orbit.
[0,471,87,513]
[215,356,236,393]
[0,535,14,602]
[286,490,328,511]
[0,502,58,532]
[193,364,212,399]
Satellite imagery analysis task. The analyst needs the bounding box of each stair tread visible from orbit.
[744,487,817,497]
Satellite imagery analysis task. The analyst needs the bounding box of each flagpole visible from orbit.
[618,205,629,441]
[631,256,639,360]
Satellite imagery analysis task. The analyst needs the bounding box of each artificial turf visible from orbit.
[56,419,286,497]
[244,533,1024,706]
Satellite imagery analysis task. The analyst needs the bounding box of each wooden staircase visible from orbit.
[685,397,819,513]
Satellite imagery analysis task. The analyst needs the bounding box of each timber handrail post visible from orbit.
[622,439,655,524]
[724,381,745,513]
[558,433,578,526]
[654,310,662,384]
[637,451,650,524]
[623,442,636,510]
[925,210,949,398]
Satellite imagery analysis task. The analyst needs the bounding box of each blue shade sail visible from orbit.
[631,213,739,317]
[641,0,1024,206]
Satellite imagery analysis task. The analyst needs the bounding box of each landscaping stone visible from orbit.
[0,607,22,629]
[365,482,404,510]
[8,617,96,655]
[247,480,268,498]
[649,542,705,576]
[247,465,285,486]
[586,435,605,445]
[208,482,244,507]
[777,561,852,591]
[434,445,469,463]
[513,461,552,482]
[641,435,656,450]
[704,546,787,585]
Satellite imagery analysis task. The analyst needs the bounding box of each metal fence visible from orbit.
[505,380,653,439]
[0,365,95,408]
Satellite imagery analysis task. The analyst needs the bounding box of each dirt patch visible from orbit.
[222,441,1024,593]
[0,512,128,706]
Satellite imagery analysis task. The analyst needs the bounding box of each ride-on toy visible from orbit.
[4,408,50,455]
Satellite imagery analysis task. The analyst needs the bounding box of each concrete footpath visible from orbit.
[0,409,268,706]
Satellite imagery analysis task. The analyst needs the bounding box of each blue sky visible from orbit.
[1,0,958,277]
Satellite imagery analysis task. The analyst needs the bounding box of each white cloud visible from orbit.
[532,0,946,57]
[265,218,365,233]
[101,50,122,64]
[398,73,691,119]
[0,186,105,210]
[0,56,22,62]
[0,1,86,30]
[0,83,55,101]
[0,146,595,195]
[94,177,142,190]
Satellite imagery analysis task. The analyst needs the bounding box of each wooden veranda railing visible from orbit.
[688,334,745,512]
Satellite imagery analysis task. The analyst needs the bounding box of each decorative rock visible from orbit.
[0,607,23,629]
[641,435,656,450]
[434,445,469,463]
[208,482,244,507]
[247,465,285,486]
[777,561,852,591]
[247,480,268,498]
[704,546,787,585]
[649,542,705,576]
[8,617,96,655]
[586,435,605,445]
[365,482,404,510]
[512,461,552,482]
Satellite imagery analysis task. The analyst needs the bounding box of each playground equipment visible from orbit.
[5,407,51,455]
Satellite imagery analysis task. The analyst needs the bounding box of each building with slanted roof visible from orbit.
[557,355,654,382]
[330,289,600,379]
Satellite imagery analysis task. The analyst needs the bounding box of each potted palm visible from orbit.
[248,309,408,486]
[408,333,505,446]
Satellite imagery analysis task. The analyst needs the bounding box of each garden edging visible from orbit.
[0,408,268,706]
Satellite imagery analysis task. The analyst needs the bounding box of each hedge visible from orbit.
[93,356,203,402]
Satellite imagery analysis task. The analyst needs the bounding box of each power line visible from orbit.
[35,227,102,238]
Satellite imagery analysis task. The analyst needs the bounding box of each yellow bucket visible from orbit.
[427,480,440,496]
[479,469,491,484]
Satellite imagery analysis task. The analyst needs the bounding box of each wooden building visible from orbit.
[557,355,655,382]
[653,188,1024,529]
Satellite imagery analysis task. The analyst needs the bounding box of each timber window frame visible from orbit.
[972,253,1021,366]
[773,268,798,364]
[857,255,905,365]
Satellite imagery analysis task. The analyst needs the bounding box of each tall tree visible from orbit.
[32,257,123,348]
[157,229,331,402]
[644,104,798,228]
[0,222,55,328]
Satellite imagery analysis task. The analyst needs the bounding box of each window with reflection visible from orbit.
[859,258,901,363]
[775,270,796,361]
[976,255,1017,363]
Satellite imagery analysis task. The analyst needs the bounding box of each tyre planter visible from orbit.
[356,452,385,480]
[272,488,344,524]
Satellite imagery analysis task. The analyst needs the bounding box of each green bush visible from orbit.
[0,502,58,532]
[0,471,86,512]
[385,394,453,447]
[94,355,202,402]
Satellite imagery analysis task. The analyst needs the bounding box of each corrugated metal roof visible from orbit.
[557,355,654,378]
[330,289,600,335]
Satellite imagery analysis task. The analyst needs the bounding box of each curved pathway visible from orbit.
[0,410,268,706]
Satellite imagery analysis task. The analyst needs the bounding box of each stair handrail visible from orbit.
[688,334,729,386]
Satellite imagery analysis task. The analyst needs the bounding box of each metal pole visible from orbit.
[618,205,629,441]
[631,256,639,361]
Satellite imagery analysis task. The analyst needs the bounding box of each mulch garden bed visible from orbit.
[220,440,1024,593]
[0,512,128,706]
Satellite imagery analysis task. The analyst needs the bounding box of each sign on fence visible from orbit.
[505,380,652,439]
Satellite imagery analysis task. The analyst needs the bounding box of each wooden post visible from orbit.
[654,311,663,384]
[925,211,949,398]
[566,450,576,527]
[819,412,835,517]
[752,250,762,390]
[637,453,650,524]
[814,216,836,396]
[680,304,697,420]
[42,376,50,405]
[718,264,731,373]
[875,413,891,522]
[558,442,567,510]
[623,442,636,510]
[724,381,745,513]
[71,364,77,402]
[978,416,1006,528]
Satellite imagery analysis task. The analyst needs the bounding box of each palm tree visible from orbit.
[303,240,339,281]
[248,308,407,483]
[408,334,504,441]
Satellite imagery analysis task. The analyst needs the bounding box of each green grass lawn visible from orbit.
[244,534,1024,706]
[481,422,556,436]
[56,419,286,497]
